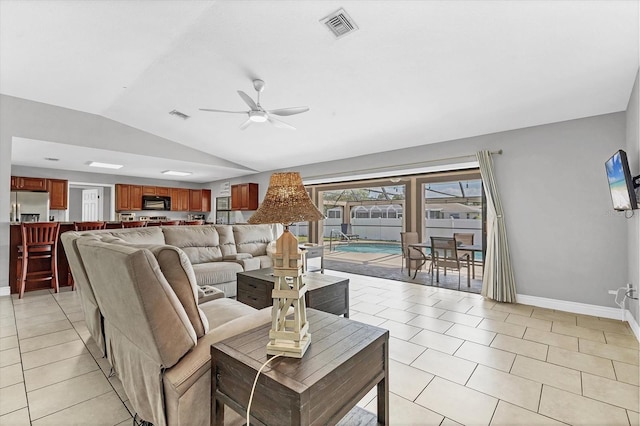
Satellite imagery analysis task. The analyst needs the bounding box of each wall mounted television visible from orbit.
[605,149,638,211]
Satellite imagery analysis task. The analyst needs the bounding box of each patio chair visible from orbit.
[400,232,432,279]
[453,232,476,278]
[340,223,359,241]
[430,236,471,290]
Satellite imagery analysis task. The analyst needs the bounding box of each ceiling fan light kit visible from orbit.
[200,79,309,130]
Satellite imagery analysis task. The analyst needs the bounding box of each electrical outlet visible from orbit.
[608,290,618,295]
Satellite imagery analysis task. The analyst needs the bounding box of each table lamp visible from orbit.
[248,172,324,358]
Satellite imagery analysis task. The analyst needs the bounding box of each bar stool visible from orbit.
[122,221,147,228]
[17,222,61,299]
[69,222,107,290]
[183,220,204,225]
[160,220,181,226]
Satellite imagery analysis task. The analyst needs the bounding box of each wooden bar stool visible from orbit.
[69,222,107,290]
[17,222,61,299]
[183,220,204,225]
[122,221,147,228]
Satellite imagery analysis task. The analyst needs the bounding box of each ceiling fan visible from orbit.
[199,79,309,130]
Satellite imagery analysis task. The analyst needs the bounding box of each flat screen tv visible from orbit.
[605,149,638,211]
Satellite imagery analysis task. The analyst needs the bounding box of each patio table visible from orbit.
[408,243,483,280]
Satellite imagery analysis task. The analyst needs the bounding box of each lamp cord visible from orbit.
[246,353,284,426]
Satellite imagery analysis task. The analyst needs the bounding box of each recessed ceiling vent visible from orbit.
[321,8,358,39]
[169,109,190,120]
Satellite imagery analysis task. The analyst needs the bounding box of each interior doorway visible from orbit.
[81,188,102,221]
[68,182,115,222]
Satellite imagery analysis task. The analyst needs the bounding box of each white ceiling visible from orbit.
[2,1,638,182]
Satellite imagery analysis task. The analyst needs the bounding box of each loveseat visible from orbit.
[61,226,279,426]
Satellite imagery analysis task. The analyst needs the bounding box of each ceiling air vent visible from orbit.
[169,109,190,120]
[321,8,358,39]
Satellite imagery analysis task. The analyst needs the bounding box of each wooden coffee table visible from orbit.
[237,268,349,317]
[211,309,389,425]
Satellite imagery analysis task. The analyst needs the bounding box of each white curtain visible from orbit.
[477,150,517,302]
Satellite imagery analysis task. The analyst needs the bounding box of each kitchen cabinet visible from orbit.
[142,186,170,196]
[156,187,170,196]
[116,184,142,211]
[115,184,131,211]
[129,185,143,210]
[171,188,189,211]
[142,186,157,195]
[47,179,68,210]
[11,176,47,191]
[231,183,258,211]
[189,189,211,212]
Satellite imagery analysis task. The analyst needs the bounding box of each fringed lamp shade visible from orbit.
[248,172,323,225]
[248,172,323,358]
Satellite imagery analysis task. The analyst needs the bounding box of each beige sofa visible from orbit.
[65,231,275,426]
[61,224,279,360]
[65,224,279,297]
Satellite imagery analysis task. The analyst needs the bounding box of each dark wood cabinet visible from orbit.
[11,176,47,191]
[156,187,170,196]
[115,184,131,211]
[47,179,68,210]
[189,189,202,211]
[231,183,258,211]
[129,185,143,210]
[116,184,142,211]
[189,189,211,212]
[171,188,189,211]
[142,186,157,195]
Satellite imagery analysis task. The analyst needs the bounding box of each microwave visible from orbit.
[142,195,171,210]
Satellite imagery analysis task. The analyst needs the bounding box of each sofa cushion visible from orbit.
[191,262,243,286]
[104,226,166,244]
[148,246,209,338]
[233,224,274,256]
[162,226,222,264]
[214,225,237,257]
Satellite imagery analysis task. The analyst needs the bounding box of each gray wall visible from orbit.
[68,188,83,222]
[626,69,640,324]
[210,112,630,310]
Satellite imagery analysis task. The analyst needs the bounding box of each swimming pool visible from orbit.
[334,243,402,255]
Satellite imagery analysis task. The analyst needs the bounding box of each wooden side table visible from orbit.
[237,268,349,317]
[211,309,389,425]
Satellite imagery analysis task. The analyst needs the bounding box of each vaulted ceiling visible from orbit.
[2,1,638,182]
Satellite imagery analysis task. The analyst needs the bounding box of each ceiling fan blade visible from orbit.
[267,115,296,130]
[199,108,247,114]
[267,106,309,116]
[239,118,253,130]
[237,91,258,110]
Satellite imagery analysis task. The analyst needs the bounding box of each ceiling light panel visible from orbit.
[162,170,192,176]
[89,161,123,169]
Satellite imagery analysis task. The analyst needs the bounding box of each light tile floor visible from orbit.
[1,271,638,425]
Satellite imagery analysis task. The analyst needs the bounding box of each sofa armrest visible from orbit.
[197,286,225,304]
[238,257,261,271]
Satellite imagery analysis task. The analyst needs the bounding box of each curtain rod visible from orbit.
[304,149,502,182]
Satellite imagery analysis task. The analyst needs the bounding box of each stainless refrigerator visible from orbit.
[10,191,50,222]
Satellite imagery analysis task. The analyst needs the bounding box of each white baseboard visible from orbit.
[0,286,10,297]
[517,293,640,341]
[516,294,626,321]
[626,308,640,341]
